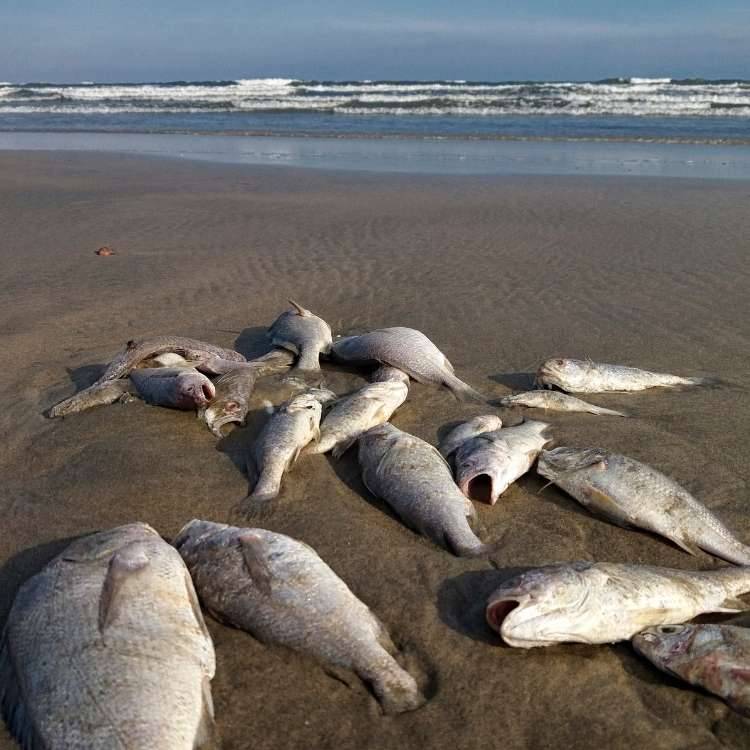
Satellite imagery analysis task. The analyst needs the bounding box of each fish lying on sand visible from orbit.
[537,447,750,565]
[199,349,295,437]
[0,523,216,749]
[47,336,245,417]
[535,358,713,393]
[130,368,216,410]
[244,389,335,512]
[268,300,333,371]
[633,623,750,716]
[358,423,489,557]
[370,365,410,384]
[438,415,503,459]
[453,420,551,504]
[500,390,627,417]
[175,520,425,715]
[486,561,750,648]
[309,381,409,458]
[332,327,483,402]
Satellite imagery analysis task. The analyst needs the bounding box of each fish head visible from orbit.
[455,440,514,504]
[357,423,401,463]
[173,519,229,552]
[535,358,586,391]
[175,372,216,409]
[202,397,246,437]
[537,446,609,481]
[371,366,410,385]
[632,623,706,666]
[486,563,594,647]
[286,392,325,420]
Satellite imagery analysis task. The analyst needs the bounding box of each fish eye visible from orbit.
[555,359,564,366]
[657,625,683,635]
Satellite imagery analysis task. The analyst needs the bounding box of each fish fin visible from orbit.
[665,535,702,557]
[193,675,220,749]
[288,299,310,317]
[237,533,273,596]
[717,597,750,612]
[578,487,633,528]
[443,372,486,403]
[543,447,609,474]
[99,544,150,633]
[331,437,357,460]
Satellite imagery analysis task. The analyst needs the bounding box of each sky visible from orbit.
[1,0,749,82]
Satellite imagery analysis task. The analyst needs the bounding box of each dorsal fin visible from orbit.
[288,299,309,317]
[238,533,272,596]
[98,544,150,632]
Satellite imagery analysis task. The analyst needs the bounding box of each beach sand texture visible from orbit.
[1,151,749,749]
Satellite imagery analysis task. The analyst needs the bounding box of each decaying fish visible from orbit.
[633,623,750,716]
[371,365,410,384]
[199,349,295,437]
[268,300,333,371]
[245,389,335,510]
[358,423,489,557]
[500,390,627,417]
[130,368,216,410]
[486,561,750,648]
[454,420,551,504]
[438,415,503,459]
[535,357,712,393]
[310,381,409,458]
[48,336,245,417]
[0,523,216,748]
[332,327,483,402]
[537,447,750,565]
[175,519,425,715]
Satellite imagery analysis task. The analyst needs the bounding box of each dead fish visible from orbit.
[500,390,627,417]
[268,300,333,371]
[535,357,712,393]
[174,519,425,715]
[310,381,409,459]
[371,365,410,384]
[48,336,245,417]
[438,415,504,459]
[0,523,216,748]
[633,623,750,716]
[245,389,334,510]
[537,447,750,565]
[486,561,750,648]
[358,423,489,557]
[199,349,295,437]
[130,368,216,410]
[454,420,551,504]
[332,327,483,402]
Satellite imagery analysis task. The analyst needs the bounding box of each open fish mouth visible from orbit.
[205,410,244,437]
[459,472,498,505]
[485,598,521,634]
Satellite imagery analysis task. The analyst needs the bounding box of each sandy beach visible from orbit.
[2,150,750,749]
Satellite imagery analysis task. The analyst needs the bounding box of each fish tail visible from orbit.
[238,493,277,521]
[590,405,629,417]
[443,373,486,403]
[294,348,322,371]
[368,660,426,715]
[685,375,721,388]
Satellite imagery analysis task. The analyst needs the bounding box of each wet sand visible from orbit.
[1,151,749,749]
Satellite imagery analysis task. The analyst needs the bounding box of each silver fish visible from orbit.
[48,336,244,417]
[633,623,750,716]
[174,520,425,715]
[438,415,503,459]
[486,561,750,648]
[130,367,216,410]
[537,447,750,565]
[0,523,216,748]
[454,420,551,504]
[332,327,483,402]
[535,357,712,393]
[358,423,489,557]
[268,300,333,371]
[245,389,334,509]
[310,381,409,459]
[500,390,627,417]
[370,365,410,384]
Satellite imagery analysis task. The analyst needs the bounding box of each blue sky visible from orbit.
[1,0,748,82]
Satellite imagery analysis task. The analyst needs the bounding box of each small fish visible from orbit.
[130,368,216,410]
[438,415,504,459]
[175,520,425,715]
[486,561,750,648]
[358,423,489,557]
[370,365,410,384]
[48,336,244,417]
[309,381,409,458]
[199,349,295,437]
[454,420,551,504]
[332,327,483,402]
[245,389,334,510]
[633,623,750,716]
[537,447,750,565]
[535,357,712,393]
[0,523,216,748]
[500,390,627,417]
[268,300,333,371]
